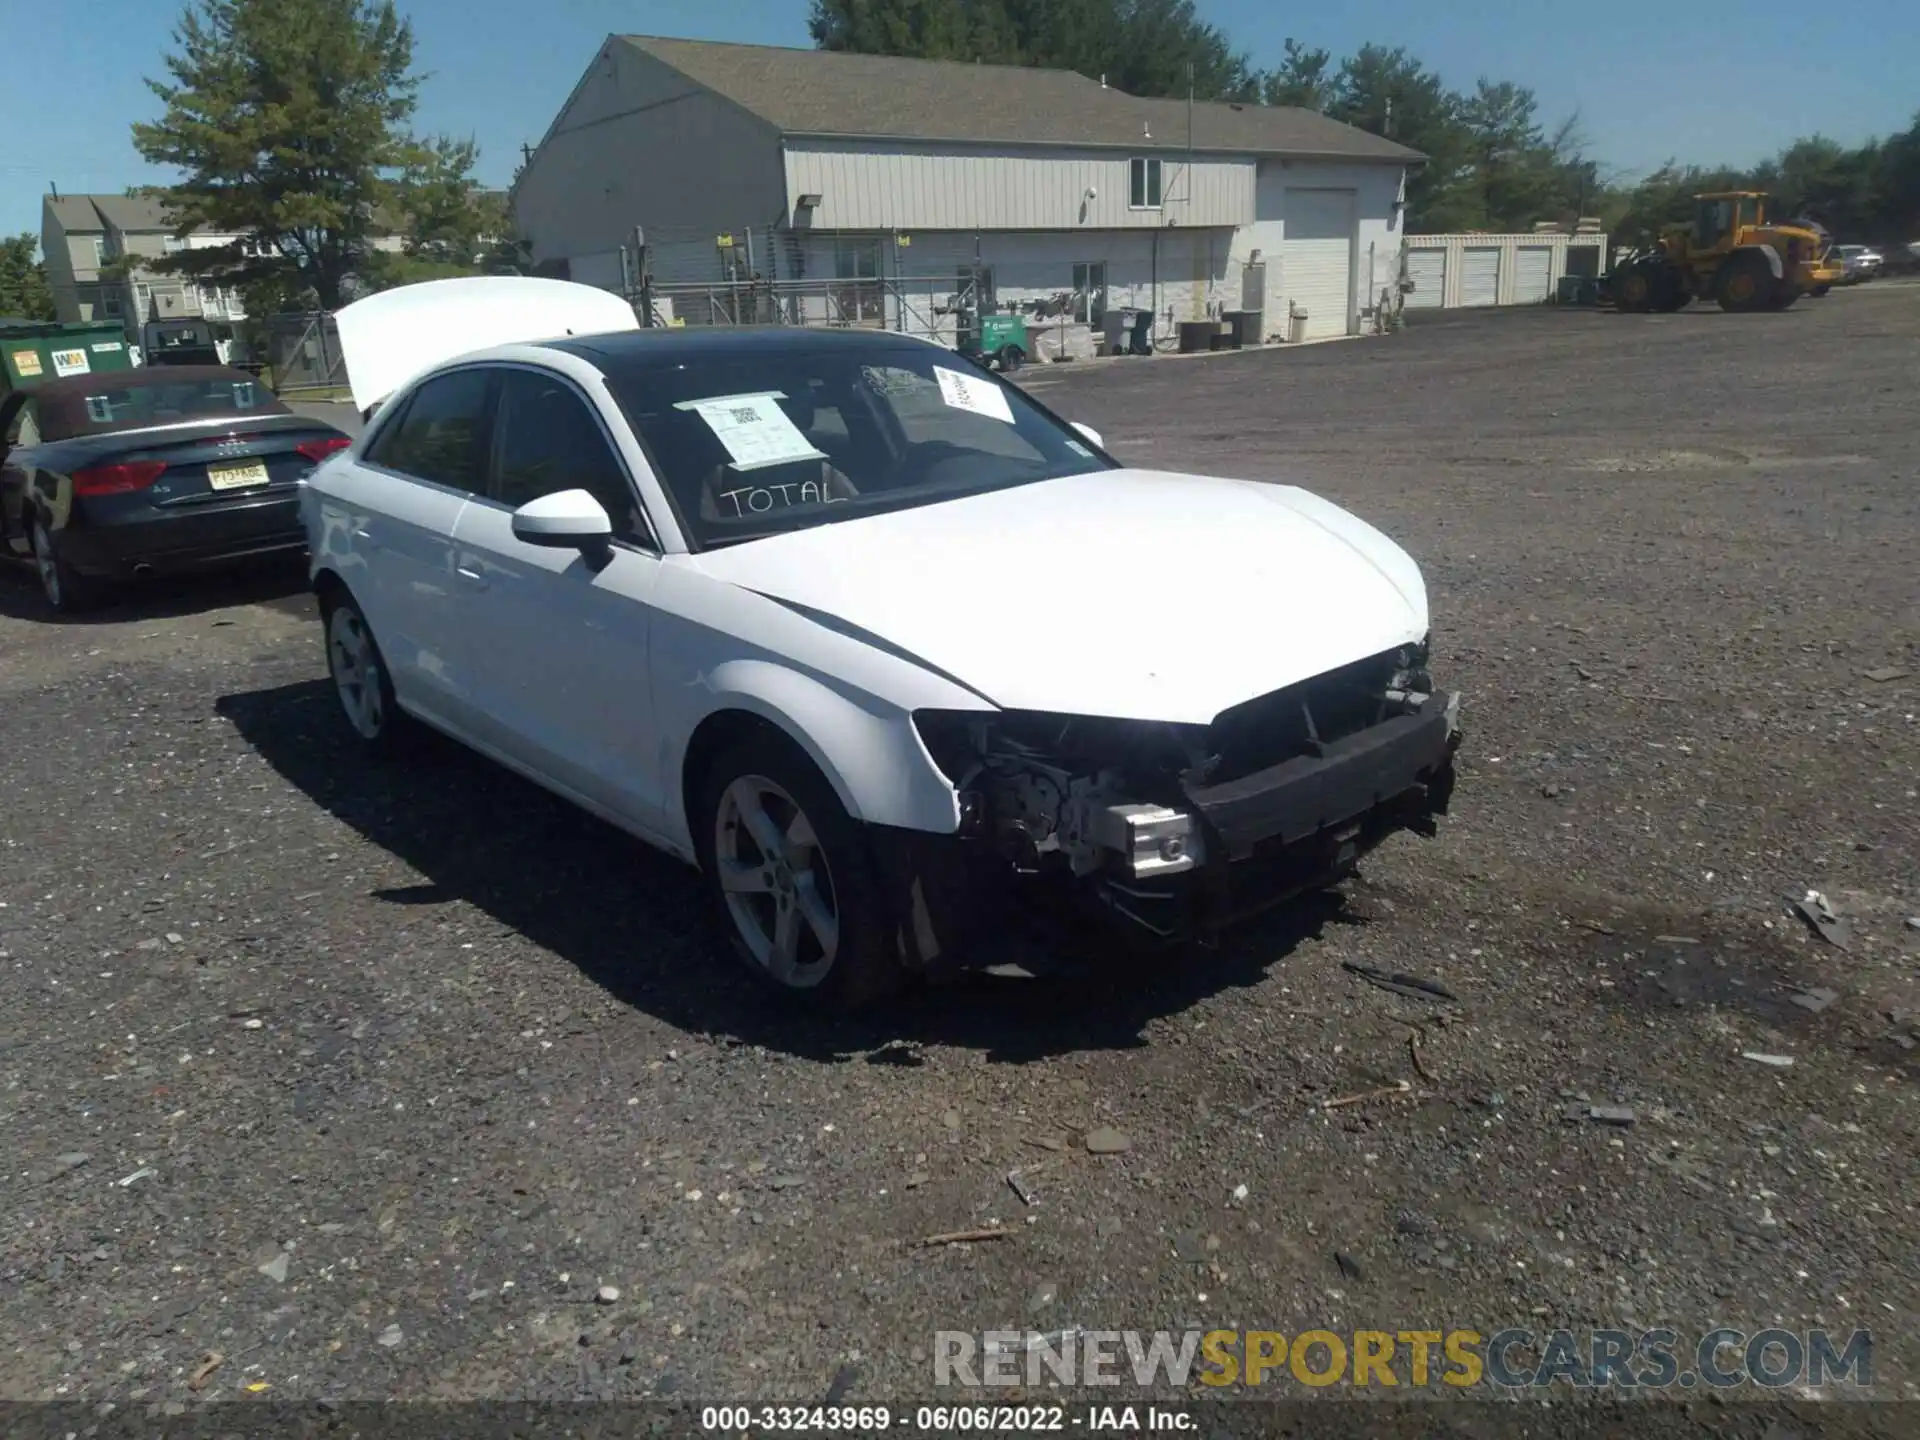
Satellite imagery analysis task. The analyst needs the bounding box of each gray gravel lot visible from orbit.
[2,288,1917,1419]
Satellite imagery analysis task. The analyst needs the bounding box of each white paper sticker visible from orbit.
[674,391,827,473]
[933,365,1014,424]
[90,341,124,353]
[50,348,91,378]
[1065,440,1093,458]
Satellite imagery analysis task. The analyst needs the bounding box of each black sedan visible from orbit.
[0,365,351,612]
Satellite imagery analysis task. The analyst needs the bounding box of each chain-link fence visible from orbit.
[258,311,347,396]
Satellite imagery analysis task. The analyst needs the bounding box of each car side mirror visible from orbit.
[511,488,614,560]
[1071,421,1105,451]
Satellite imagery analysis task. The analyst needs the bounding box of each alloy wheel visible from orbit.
[31,524,60,607]
[713,773,841,988]
[327,605,386,740]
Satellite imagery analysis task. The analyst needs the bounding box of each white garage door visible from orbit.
[1512,246,1553,304]
[1284,188,1355,338]
[1460,247,1502,307]
[1405,248,1447,308]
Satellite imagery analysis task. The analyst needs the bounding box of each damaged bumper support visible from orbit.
[876,690,1463,969]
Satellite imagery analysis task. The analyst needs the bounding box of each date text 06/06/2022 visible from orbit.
[698,1404,1193,1431]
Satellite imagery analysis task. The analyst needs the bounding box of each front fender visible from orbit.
[1738,244,1785,280]
[669,658,963,843]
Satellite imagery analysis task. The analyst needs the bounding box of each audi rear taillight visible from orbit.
[72,460,167,496]
[295,437,351,463]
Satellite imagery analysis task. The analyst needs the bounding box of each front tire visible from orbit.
[1715,252,1774,312]
[322,591,409,756]
[1613,262,1655,313]
[693,731,901,1011]
[30,519,104,614]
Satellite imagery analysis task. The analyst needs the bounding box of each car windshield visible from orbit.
[598,342,1114,549]
[38,370,287,442]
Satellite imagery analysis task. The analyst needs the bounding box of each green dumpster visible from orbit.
[0,319,135,395]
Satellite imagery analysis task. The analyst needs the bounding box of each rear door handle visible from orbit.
[456,565,489,590]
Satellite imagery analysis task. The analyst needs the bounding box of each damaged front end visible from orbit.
[884,640,1462,968]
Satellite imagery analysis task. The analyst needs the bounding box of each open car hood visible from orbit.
[690,468,1433,725]
[333,276,640,413]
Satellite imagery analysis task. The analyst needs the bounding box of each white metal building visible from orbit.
[511,36,1423,346]
[1402,230,1609,310]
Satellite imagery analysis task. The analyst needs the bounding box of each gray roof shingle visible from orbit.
[91,194,194,233]
[620,36,1422,163]
[43,195,106,232]
[43,193,213,236]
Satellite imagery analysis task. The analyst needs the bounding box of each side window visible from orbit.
[492,370,647,545]
[364,369,494,492]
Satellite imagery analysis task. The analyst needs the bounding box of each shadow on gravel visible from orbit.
[0,554,310,624]
[216,678,1339,1065]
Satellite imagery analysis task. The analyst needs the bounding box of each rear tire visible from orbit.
[1715,252,1775,312]
[1811,284,1831,298]
[30,519,104,614]
[321,590,410,757]
[693,730,902,1012]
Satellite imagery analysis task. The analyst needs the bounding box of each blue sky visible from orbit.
[5,0,1912,245]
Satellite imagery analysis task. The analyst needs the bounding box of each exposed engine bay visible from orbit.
[911,639,1461,941]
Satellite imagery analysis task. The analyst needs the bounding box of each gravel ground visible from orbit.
[3,286,1917,1422]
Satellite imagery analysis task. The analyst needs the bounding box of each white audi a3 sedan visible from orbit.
[303,278,1462,1010]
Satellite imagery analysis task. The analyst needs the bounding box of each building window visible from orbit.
[832,237,884,324]
[832,237,880,281]
[1071,261,1107,326]
[1129,157,1163,210]
[103,290,123,318]
[163,235,185,253]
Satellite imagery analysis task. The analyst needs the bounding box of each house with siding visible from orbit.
[41,194,258,343]
[510,37,1423,343]
[41,193,417,347]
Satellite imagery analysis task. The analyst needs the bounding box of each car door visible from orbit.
[0,394,37,558]
[341,367,496,732]
[449,364,666,832]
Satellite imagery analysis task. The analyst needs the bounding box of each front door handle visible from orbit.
[456,564,489,590]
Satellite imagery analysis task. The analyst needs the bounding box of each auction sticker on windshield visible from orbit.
[934,365,1014,424]
[675,392,827,473]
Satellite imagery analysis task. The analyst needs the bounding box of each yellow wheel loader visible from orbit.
[1611,192,1844,313]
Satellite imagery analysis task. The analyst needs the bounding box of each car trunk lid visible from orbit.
[75,415,350,505]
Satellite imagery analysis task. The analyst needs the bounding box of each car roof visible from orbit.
[543,326,939,367]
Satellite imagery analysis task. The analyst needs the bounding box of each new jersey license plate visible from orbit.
[207,460,271,491]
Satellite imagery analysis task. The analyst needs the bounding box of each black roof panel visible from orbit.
[544,326,936,367]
